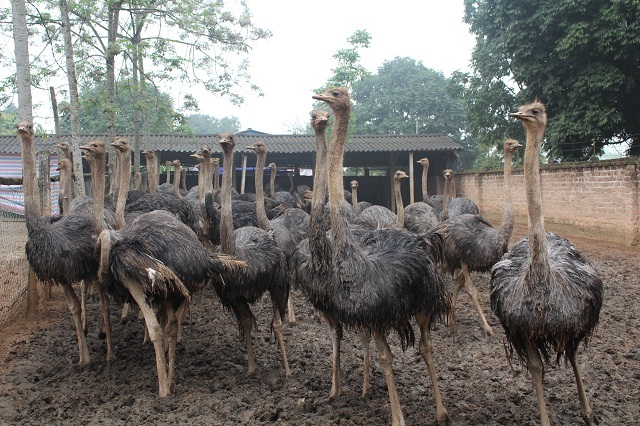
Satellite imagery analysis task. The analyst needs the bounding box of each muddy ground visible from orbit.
[0,225,639,425]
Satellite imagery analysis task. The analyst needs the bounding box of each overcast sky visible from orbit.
[179,0,476,134]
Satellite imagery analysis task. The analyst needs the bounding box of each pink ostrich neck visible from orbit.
[147,153,157,193]
[351,184,358,208]
[115,147,130,230]
[395,177,405,228]
[326,101,351,247]
[18,126,38,222]
[212,159,220,191]
[442,174,453,219]
[524,125,549,278]
[173,162,182,198]
[498,147,515,247]
[421,161,429,202]
[269,165,276,198]
[91,150,107,233]
[253,149,270,231]
[219,142,236,255]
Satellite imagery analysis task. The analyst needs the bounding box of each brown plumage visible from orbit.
[490,102,603,425]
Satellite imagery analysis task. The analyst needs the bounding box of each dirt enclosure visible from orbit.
[0,226,639,425]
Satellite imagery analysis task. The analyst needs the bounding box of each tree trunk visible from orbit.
[106,1,123,197]
[59,0,86,197]
[11,0,32,121]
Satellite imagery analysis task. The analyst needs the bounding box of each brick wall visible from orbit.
[455,159,640,246]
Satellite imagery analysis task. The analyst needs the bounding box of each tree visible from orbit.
[58,79,185,134]
[463,0,640,160]
[323,29,372,89]
[0,105,19,134]
[185,114,241,134]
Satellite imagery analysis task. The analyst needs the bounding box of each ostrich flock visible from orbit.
[15,87,603,426]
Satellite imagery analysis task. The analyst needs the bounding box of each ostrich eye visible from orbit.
[332,91,340,97]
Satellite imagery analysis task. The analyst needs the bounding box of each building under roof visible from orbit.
[0,131,463,209]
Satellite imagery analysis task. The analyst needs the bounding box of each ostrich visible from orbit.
[97,137,245,397]
[417,158,444,215]
[310,87,450,425]
[440,169,479,220]
[246,140,309,324]
[392,171,409,227]
[142,149,158,193]
[490,102,603,425]
[216,132,291,376]
[353,204,396,230]
[56,158,72,214]
[18,122,116,365]
[268,162,296,205]
[350,180,372,215]
[435,139,522,335]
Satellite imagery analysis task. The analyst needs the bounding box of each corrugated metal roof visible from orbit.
[0,133,462,155]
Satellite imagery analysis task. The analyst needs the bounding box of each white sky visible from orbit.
[177,0,476,134]
[14,1,475,135]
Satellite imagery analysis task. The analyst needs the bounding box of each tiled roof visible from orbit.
[0,133,462,155]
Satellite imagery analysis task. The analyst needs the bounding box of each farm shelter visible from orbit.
[0,131,463,210]
[455,158,640,246]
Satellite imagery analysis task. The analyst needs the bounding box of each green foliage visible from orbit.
[464,0,640,160]
[58,78,184,133]
[324,30,372,89]
[0,104,18,134]
[185,114,241,134]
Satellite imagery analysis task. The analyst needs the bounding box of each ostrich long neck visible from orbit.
[327,103,353,255]
[213,160,220,191]
[498,149,515,246]
[148,155,157,193]
[91,153,107,234]
[254,150,270,231]
[351,185,358,208]
[173,163,181,198]
[395,177,405,228]
[115,148,131,230]
[442,176,452,220]
[421,163,429,202]
[60,165,71,214]
[309,123,330,272]
[270,166,276,198]
[524,126,549,277]
[220,147,236,254]
[19,131,38,224]
[165,164,171,186]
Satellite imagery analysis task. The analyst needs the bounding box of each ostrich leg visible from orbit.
[124,278,170,397]
[325,312,343,399]
[569,353,596,425]
[271,299,291,376]
[287,295,296,323]
[460,262,494,335]
[415,311,448,424]
[237,302,256,374]
[98,286,115,361]
[80,280,89,333]
[163,301,179,390]
[526,339,550,426]
[371,331,405,426]
[61,283,90,365]
[358,330,371,400]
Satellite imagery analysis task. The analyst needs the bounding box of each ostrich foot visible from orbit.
[582,411,599,426]
[483,324,494,336]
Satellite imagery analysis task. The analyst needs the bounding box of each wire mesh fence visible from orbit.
[0,209,29,328]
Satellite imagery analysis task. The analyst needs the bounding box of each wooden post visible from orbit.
[389,152,396,211]
[409,152,414,205]
[240,154,247,194]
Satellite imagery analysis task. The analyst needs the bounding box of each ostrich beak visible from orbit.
[246,145,257,152]
[509,111,534,122]
[79,143,91,151]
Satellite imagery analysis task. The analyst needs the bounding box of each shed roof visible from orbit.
[0,133,462,155]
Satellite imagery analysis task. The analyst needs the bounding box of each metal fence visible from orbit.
[0,209,29,327]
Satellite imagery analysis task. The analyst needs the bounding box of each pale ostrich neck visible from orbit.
[327,105,352,249]
[173,163,181,198]
[165,164,171,186]
[524,126,549,276]
[148,156,157,193]
[270,166,276,198]
[351,185,358,208]
[421,163,429,201]
[60,165,71,214]
[220,148,236,254]
[395,178,404,228]
[115,149,131,230]
[19,131,38,222]
[196,158,204,207]
[309,124,329,257]
[253,151,270,230]
[442,175,453,220]
[202,155,213,198]
[213,161,219,191]
[498,150,515,245]
[91,153,107,233]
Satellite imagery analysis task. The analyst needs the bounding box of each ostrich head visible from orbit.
[190,152,203,162]
[17,122,34,138]
[56,158,72,172]
[79,140,106,158]
[218,132,236,154]
[509,101,547,137]
[142,149,156,161]
[173,159,181,168]
[310,109,330,132]
[110,137,130,153]
[417,158,429,168]
[394,171,409,182]
[350,180,358,189]
[211,157,219,166]
[201,146,212,160]
[312,87,351,113]
[246,141,266,156]
[54,141,70,155]
[504,139,523,154]
[165,160,172,168]
[443,169,453,181]
[268,162,276,171]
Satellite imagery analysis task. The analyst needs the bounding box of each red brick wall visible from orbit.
[455,159,640,246]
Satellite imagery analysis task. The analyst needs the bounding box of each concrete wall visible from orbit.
[455,158,640,246]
